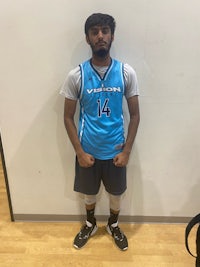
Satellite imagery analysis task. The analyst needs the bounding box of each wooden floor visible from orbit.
[0,158,196,267]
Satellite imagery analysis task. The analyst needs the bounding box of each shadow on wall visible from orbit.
[125,145,164,221]
[8,89,78,215]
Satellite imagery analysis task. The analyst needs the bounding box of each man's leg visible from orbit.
[73,195,98,249]
[85,195,96,225]
[107,194,128,251]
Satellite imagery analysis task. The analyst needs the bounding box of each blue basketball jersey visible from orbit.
[78,59,125,160]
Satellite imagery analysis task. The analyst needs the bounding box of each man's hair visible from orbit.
[84,13,116,36]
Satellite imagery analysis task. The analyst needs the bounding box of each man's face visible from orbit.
[86,25,114,57]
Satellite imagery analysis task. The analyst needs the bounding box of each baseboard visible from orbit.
[13,214,192,223]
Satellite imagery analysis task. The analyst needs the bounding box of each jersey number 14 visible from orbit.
[97,99,111,117]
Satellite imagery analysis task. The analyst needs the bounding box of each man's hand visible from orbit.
[77,152,95,168]
[113,152,130,167]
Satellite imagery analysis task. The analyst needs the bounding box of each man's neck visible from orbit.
[91,54,111,67]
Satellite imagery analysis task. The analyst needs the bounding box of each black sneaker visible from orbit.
[73,220,98,249]
[106,222,128,251]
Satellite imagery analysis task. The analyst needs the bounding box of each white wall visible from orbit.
[0,0,200,220]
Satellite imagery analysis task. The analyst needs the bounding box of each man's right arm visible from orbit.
[64,98,95,167]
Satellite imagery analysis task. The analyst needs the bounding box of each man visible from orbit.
[60,13,140,251]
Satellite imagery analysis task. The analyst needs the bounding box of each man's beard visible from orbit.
[93,48,109,58]
[90,40,112,58]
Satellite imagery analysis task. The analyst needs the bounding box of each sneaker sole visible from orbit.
[73,225,98,249]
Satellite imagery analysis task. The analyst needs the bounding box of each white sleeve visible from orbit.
[59,66,81,100]
[124,63,139,99]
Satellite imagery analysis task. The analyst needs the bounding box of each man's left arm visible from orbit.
[113,95,140,167]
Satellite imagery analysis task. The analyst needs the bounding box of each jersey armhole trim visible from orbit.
[78,64,83,99]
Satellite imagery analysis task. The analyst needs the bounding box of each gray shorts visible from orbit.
[74,157,127,195]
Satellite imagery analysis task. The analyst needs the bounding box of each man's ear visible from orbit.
[86,35,90,45]
[111,34,114,42]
